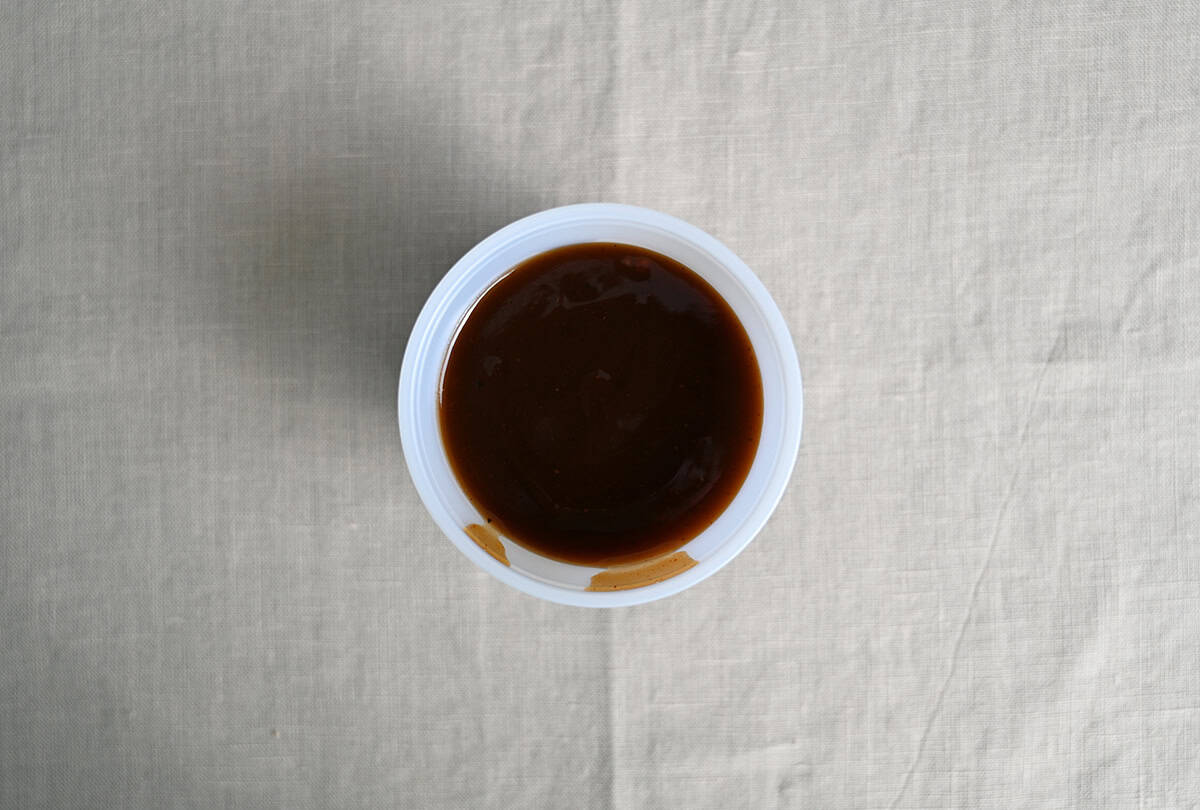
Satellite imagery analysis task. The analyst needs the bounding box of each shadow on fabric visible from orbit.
[195,95,551,423]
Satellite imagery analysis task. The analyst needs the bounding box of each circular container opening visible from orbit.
[399,204,802,607]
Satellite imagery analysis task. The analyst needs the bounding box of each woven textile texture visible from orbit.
[2,1,1198,807]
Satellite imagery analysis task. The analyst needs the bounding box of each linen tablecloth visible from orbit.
[3,2,1198,807]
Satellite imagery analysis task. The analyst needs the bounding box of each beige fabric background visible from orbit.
[3,1,1199,807]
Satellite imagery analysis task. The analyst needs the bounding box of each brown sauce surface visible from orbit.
[439,243,763,566]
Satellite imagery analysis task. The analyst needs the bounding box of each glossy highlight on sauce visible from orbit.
[438,243,763,566]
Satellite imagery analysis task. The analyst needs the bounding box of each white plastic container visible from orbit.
[398,204,802,606]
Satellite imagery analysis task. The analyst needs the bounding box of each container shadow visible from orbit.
[200,107,552,422]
